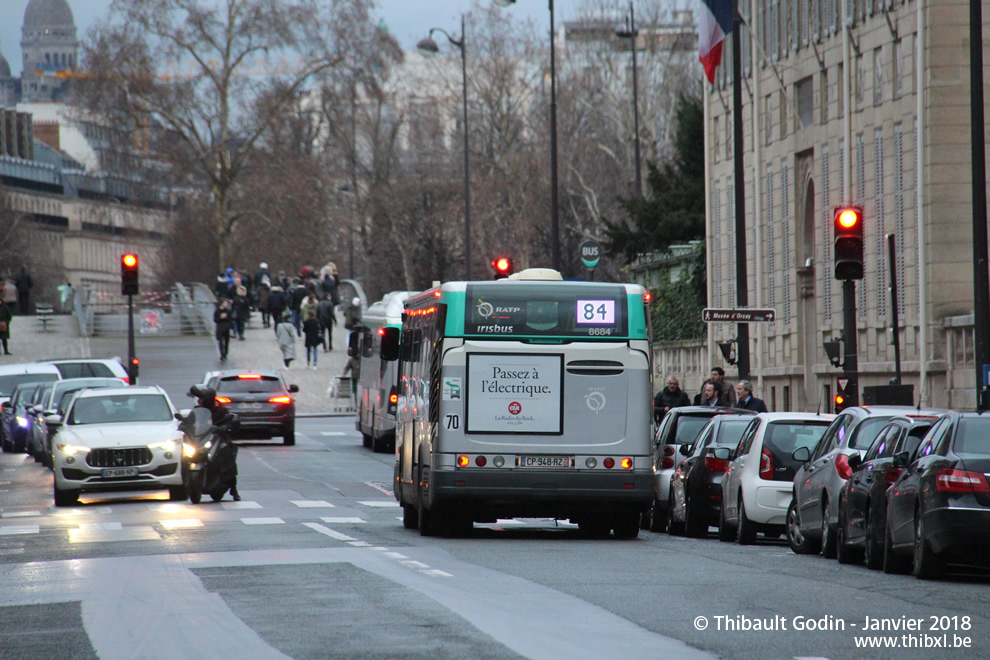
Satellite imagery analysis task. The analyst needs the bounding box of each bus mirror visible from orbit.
[348,332,360,358]
[380,327,400,361]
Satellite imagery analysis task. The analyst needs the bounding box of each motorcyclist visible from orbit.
[191,385,240,501]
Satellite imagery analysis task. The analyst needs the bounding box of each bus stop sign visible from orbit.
[580,240,601,269]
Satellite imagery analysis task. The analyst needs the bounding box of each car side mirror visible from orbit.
[892,450,910,468]
[847,453,862,471]
[174,412,184,421]
[44,414,62,426]
[713,447,731,461]
[289,384,299,393]
[792,446,811,463]
[1,401,10,409]
[679,443,692,456]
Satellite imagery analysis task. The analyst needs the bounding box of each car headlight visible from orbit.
[148,440,178,451]
[15,416,29,428]
[56,444,90,455]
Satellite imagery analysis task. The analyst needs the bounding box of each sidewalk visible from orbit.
[0,310,351,415]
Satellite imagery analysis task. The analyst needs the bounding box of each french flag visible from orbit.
[698,0,734,84]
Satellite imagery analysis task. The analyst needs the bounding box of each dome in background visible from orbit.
[0,53,10,79]
[24,0,75,27]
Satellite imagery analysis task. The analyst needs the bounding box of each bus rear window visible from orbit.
[464,283,628,338]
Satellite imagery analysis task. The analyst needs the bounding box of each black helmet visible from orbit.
[189,385,216,406]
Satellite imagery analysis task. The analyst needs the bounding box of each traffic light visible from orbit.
[834,379,850,413]
[833,206,864,280]
[121,253,139,295]
[128,357,140,383]
[492,257,514,279]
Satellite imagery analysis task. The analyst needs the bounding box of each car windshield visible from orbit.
[672,416,713,445]
[68,394,172,425]
[849,417,891,450]
[953,418,990,455]
[0,373,58,397]
[56,384,121,414]
[217,376,283,394]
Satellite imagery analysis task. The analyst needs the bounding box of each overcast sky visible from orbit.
[0,0,553,75]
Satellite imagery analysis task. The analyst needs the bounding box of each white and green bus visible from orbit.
[351,291,418,453]
[386,268,655,538]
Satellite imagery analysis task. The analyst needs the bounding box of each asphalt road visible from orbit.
[2,340,990,659]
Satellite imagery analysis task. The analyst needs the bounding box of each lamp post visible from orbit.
[495,0,560,271]
[418,16,473,280]
[615,1,642,199]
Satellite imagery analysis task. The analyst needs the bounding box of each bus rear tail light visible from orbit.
[935,468,990,493]
[475,456,487,467]
[603,457,615,469]
[660,457,674,469]
[620,457,633,469]
[759,448,774,480]
[457,455,470,467]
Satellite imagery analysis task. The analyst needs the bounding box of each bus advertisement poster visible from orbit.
[466,354,563,434]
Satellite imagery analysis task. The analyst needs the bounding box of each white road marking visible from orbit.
[160,519,203,529]
[221,501,262,510]
[0,525,39,535]
[290,500,334,508]
[241,518,284,525]
[383,552,408,560]
[80,522,123,531]
[0,480,11,485]
[1,511,41,518]
[421,569,454,578]
[320,432,346,436]
[68,525,160,543]
[364,481,394,496]
[400,560,430,569]
[301,522,357,541]
[320,517,365,524]
[147,503,192,513]
[358,500,399,508]
[0,547,25,554]
[348,541,373,547]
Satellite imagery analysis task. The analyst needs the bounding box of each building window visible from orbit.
[714,117,720,163]
[812,0,821,42]
[855,54,865,110]
[857,133,867,319]
[791,0,800,51]
[894,123,906,317]
[780,90,788,137]
[875,128,887,319]
[725,114,732,159]
[781,161,792,327]
[837,63,844,117]
[797,76,814,128]
[821,70,829,123]
[801,0,810,46]
[822,146,832,324]
[766,95,774,145]
[892,39,903,100]
[873,47,884,106]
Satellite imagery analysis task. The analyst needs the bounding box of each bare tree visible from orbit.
[75,0,382,271]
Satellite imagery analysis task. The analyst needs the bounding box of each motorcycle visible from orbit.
[178,406,239,504]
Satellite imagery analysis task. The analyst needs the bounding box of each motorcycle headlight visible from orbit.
[182,443,197,457]
[15,416,29,428]
[56,444,90,455]
[148,440,178,451]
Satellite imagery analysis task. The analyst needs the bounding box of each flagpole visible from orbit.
[732,1,750,381]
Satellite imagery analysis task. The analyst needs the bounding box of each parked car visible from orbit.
[668,413,754,537]
[0,363,61,406]
[52,386,184,506]
[787,406,943,558]
[835,416,936,568]
[884,411,990,579]
[3,382,47,453]
[720,413,833,544]
[28,377,129,468]
[39,357,130,383]
[642,406,756,532]
[204,370,298,445]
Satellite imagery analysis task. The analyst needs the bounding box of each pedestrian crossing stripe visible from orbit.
[291,500,334,508]
[221,501,262,510]
[1,511,41,518]
[320,517,365,524]
[358,500,400,507]
[241,518,284,525]
[0,525,39,535]
[160,519,203,529]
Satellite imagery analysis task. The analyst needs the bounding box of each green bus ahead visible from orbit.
[387,268,655,538]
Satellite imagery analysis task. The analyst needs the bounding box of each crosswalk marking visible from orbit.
[0,525,39,535]
[80,522,122,531]
[400,560,429,569]
[160,519,203,529]
[241,518,284,525]
[147,503,192,513]
[221,501,261,510]
[68,525,160,543]
[320,516,365,524]
[1,511,41,518]
[291,500,334,508]
[383,551,408,560]
[320,432,346,436]
[301,522,356,541]
[358,500,399,508]
[422,569,453,578]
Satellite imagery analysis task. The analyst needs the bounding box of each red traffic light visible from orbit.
[833,206,864,280]
[492,257,513,278]
[834,394,844,406]
[122,253,138,268]
[836,210,859,229]
[121,253,140,295]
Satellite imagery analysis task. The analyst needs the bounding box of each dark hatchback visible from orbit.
[835,416,935,568]
[3,382,46,452]
[209,371,299,446]
[885,412,990,579]
[668,414,754,537]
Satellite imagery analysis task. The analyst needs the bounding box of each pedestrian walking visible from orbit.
[2,279,16,317]
[14,266,32,315]
[288,278,307,336]
[709,367,737,407]
[0,291,12,354]
[254,262,272,328]
[317,293,335,351]
[735,380,769,412]
[232,285,251,340]
[653,376,691,422]
[344,297,362,329]
[214,298,234,362]
[700,381,728,407]
[303,310,322,370]
[276,311,296,367]
[268,285,287,336]
[320,264,340,304]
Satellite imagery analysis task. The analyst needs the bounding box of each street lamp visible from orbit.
[615,1,642,199]
[495,0,561,272]
[418,16,473,280]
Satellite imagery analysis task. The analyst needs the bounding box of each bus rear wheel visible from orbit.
[578,516,611,539]
[612,510,640,539]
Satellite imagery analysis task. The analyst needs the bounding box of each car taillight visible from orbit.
[268,395,292,404]
[834,454,854,480]
[884,467,902,485]
[215,396,232,404]
[935,468,990,493]
[660,457,674,469]
[759,447,774,480]
[705,456,729,473]
[237,374,263,379]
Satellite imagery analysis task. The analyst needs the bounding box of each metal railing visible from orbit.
[76,285,214,337]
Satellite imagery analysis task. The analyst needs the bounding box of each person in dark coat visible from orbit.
[254,263,272,327]
[231,285,251,340]
[709,367,737,407]
[317,293,335,351]
[735,380,769,413]
[214,298,234,362]
[288,278,308,336]
[653,376,691,422]
[700,381,728,408]
[0,293,12,354]
[267,286,288,336]
[303,309,322,369]
[14,266,32,315]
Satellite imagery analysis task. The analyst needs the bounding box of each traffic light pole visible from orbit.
[841,280,858,407]
[127,294,137,385]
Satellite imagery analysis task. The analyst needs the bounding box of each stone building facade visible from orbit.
[705,0,983,410]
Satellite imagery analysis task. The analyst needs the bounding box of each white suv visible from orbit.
[40,358,130,383]
[719,412,833,544]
